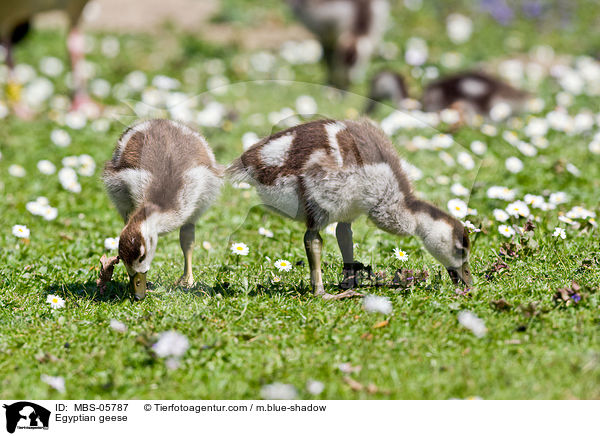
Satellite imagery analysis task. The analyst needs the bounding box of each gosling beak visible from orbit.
[447,262,473,287]
[129,272,147,300]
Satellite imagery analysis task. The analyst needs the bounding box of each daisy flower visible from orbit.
[261,383,298,400]
[306,380,325,396]
[470,140,487,155]
[8,164,25,177]
[447,198,468,218]
[524,194,545,209]
[450,182,469,196]
[462,220,481,233]
[50,129,71,147]
[393,248,409,262]
[493,209,510,222]
[109,319,128,333]
[505,156,523,173]
[231,242,249,256]
[152,331,189,358]
[12,225,30,239]
[272,275,282,283]
[42,206,58,221]
[363,295,393,315]
[37,160,56,175]
[41,375,65,393]
[46,294,65,309]
[258,227,274,238]
[553,227,566,239]
[487,186,516,201]
[549,191,568,205]
[274,259,292,272]
[202,241,212,250]
[104,237,119,250]
[325,223,337,236]
[458,311,487,338]
[505,201,530,218]
[498,225,515,238]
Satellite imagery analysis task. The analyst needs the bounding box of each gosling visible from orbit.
[228,118,472,299]
[103,119,222,299]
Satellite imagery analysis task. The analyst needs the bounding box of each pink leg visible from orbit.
[67,27,100,116]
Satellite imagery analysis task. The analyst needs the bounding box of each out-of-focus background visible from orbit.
[1,0,600,399]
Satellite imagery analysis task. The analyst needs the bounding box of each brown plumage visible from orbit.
[228,118,472,298]
[103,119,223,299]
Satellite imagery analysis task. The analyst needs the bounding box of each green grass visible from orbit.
[1,1,600,399]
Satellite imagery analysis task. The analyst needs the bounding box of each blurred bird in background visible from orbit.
[1,0,96,118]
[287,0,389,90]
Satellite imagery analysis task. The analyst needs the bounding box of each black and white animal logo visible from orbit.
[3,402,50,434]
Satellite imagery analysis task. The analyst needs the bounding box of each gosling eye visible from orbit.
[139,253,146,263]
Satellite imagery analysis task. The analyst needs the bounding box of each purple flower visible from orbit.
[571,294,581,303]
[522,1,543,18]
[481,0,514,25]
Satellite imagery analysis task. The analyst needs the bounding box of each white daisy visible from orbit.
[505,156,523,173]
[549,191,568,205]
[104,237,119,250]
[553,227,566,239]
[458,311,487,338]
[51,129,71,147]
[109,319,127,333]
[261,383,297,400]
[231,242,249,256]
[393,248,409,262]
[498,224,516,238]
[524,194,545,209]
[258,227,274,238]
[487,186,516,201]
[78,154,96,176]
[41,374,65,393]
[12,225,30,239]
[363,295,393,315]
[202,241,212,250]
[274,259,292,272]
[470,140,487,155]
[8,164,26,177]
[152,331,189,358]
[505,200,530,218]
[446,13,473,44]
[451,182,469,196]
[447,198,468,218]
[306,380,325,396]
[42,206,58,221]
[37,160,56,175]
[296,95,318,115]
[462,220,481,233]
[46,294,65,309]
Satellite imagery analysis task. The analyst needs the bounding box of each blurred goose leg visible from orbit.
[304,229,325,296]
[177,224,195,287]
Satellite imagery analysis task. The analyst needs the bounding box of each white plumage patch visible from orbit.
[104,168,152,219]
[459,78,489,97]
[324,122,346,167]
[260,134,294,167]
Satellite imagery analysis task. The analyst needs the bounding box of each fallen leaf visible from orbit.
[96,254,119,294]
[343,376,363,391]
[372,320,389,329]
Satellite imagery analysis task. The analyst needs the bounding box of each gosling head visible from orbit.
[118,222,158,299]
[420,218,473,287]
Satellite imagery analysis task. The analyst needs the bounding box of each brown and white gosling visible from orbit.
[103,119,223,299]
[366,70,529,121]
[287,0,389,90]
[228,118,472,299]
